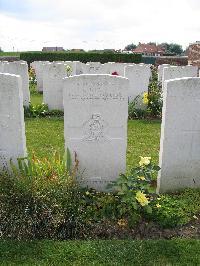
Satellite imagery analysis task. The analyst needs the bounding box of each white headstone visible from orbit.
[31,61,49,92]
[104,63,126,76]
[0,73,27,170]
[158,64,170,82]
[157,77,200,193]
[82,62,109,74]
[74,61,85,75]
[162,65,198,88]
[2,62,30,106]
[43,62,67,110]
[63,74,129,190]
[125,64,151,104]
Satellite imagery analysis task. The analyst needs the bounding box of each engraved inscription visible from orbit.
[82,113,108,142]
[68,87,125,101]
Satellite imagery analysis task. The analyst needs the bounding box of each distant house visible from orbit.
[188,41,200,68]
[132,43,165,56]
[70,49,85,52]
[42,47,65,52]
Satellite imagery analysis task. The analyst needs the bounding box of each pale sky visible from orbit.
[0,0,199,51]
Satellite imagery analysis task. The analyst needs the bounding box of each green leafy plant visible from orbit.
[0,150,85,239]
[109,157,160,226]
[24,103,64,118]
[128,97,148,119]
[65,65,73,77]
[147,66,162,117]
[128,67,162,120]
[29,67,37,85]
[24,103,49,117]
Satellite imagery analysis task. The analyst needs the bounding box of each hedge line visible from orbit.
[142,56,157,65]
[20,52,142,65]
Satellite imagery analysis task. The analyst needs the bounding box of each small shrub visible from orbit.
[24,103,49,118]
[128,67,162,120]
[0,151,86,239]
[149,189,200,228]
[109,157,160,227]
[147,67,162,117]
[29,67,37,85]
[24,103,64,118]
[128,99,148,119]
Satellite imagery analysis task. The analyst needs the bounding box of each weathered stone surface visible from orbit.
[158,64,170,82]
[125,64,151,104]
[31,61,49,92]
[43,62,67,110]
[104,63,128,76]
[157,77,200,193]
[63,74,129,190]
[162,65,198,88]
[2,62,30,106]
[0,73,26,170]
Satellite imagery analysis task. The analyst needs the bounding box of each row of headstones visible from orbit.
[0,60,198,112]
[31,61,152,110]
[1,71,200,193]
[158,64,199,86]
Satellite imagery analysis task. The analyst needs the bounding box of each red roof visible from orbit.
[133,43,165,54]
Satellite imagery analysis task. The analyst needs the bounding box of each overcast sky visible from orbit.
[0,0,199,51]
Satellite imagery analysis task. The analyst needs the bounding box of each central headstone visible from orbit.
[63,74,129,190]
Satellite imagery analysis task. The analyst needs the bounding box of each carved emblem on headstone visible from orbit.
[82,113,108,141]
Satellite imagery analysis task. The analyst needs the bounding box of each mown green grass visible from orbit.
[25,118,160,170]
[30,93,43,105]
[0,239,200,265]
[27,92,161,169]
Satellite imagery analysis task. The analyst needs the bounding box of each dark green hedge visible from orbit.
[20,52,142,65]
[142,56,157,65]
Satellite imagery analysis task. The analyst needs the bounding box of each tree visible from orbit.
[159,43,183,55]
[159,42,170,51]
[0,47,3,52]
[147,42,156,46]
[168,43,183,55]
[124,43,137,51]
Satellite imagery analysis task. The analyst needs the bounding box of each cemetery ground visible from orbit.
[1,86,200,265]
[1,239,200,265]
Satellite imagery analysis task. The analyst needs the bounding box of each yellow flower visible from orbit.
[143,92,148,98]
[143,98,148,105]
[117,219,127,227]
[138,176,146,181]
[143,92,149,105]
[135,191,149,206]
[139,156,151,167]
[85,191,90,195]
[156,204,161,208]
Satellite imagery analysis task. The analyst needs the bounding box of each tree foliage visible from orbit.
[124,43,137,51]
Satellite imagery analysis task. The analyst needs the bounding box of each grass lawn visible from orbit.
[0,239,200,265]
[1,91,199,266]
[26,92,161,169]
[25,118,161,170]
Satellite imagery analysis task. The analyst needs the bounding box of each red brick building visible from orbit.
[188,42,200,68]
[132,43,165,56]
